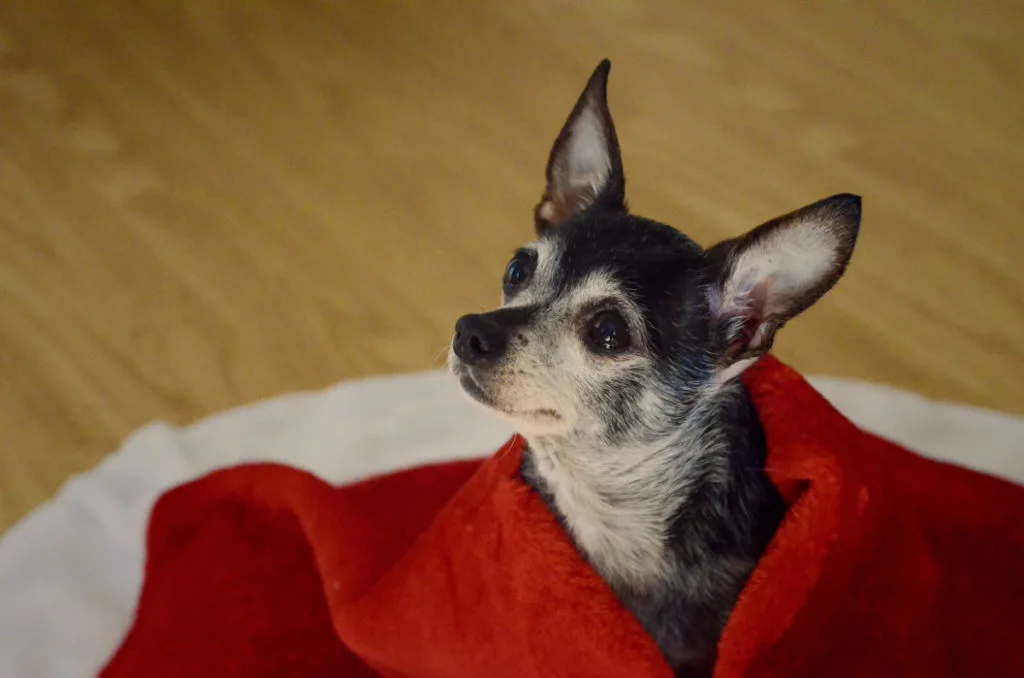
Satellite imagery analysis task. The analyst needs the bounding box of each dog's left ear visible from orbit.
[707,194,862,382]
[534,59,626,233]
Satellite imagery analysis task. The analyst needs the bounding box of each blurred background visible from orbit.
[1,1,1021,531]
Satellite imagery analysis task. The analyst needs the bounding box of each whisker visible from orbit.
[431,341,453,366]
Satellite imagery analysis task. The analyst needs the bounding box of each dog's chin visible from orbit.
[450,364,563,434]
[455,370,500,410]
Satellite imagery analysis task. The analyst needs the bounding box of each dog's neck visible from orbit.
[520,380,782,672]
[520,380,781,592]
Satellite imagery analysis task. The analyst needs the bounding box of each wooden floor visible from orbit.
[1,1,1022,532]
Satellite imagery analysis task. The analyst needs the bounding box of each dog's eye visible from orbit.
[586,310,631,353]
[503,252,533,292]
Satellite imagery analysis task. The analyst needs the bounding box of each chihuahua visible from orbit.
[448,60,861,676]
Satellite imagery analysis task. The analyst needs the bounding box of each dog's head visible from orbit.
[449,60,860,440]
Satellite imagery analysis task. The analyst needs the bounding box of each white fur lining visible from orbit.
[0,369,1021,676]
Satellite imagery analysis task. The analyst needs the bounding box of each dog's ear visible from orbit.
[534,59,625,233]
[707,194,861,382]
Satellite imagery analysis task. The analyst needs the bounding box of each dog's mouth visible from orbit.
[456,370,499,409]
[452,363,562,425]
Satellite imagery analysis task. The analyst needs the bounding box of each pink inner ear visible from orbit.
[729,315,762,359]
[536,199,558,223]
[719,277,773,360]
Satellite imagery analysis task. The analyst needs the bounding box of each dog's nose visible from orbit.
[453,313,508,365]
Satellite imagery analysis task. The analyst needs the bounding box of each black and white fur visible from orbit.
[448,60,861,677]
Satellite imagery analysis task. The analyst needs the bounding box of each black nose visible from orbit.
[453,313,508,365]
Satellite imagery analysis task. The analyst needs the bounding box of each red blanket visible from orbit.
[100,357,1024,677]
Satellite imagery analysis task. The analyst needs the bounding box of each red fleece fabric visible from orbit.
[100,357,1024,677]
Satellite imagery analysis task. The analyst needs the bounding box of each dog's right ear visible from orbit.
[706,194,862,383]
[534,59,626,233]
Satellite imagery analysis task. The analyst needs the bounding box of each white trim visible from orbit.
[0,370,1021,676]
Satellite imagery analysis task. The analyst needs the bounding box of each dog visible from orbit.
[448,59,861,677]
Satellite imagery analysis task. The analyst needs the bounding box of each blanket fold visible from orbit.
[99,357,1024,677]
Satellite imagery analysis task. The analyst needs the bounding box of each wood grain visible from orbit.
[1,1,1022,531]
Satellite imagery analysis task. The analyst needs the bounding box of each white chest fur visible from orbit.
[528,435,694,586]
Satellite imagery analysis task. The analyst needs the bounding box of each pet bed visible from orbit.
[1,359,1022,676]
